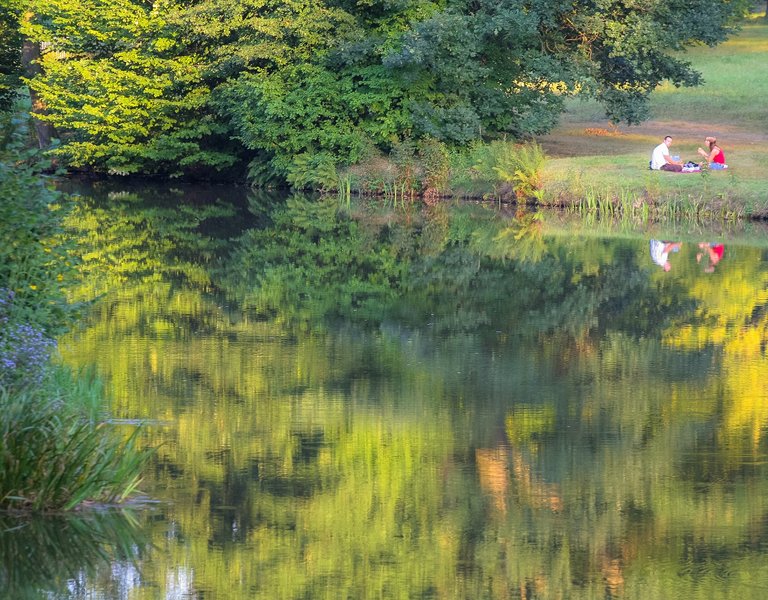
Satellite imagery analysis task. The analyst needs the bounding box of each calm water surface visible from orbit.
[8,183,768,599]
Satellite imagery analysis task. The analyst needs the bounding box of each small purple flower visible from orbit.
[0,320,56,388]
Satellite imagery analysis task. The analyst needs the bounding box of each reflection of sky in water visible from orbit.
[166,567,195,600]
[38,190,768,598]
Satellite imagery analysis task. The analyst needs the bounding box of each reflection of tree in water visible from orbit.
[58,188,768,598]
[475,447,510,514]
[475,437,631,599]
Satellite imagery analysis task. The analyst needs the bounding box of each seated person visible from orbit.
[650,239,682,271]
[650,136,683,172]
[697,242,724,273]
[697,137,727,169]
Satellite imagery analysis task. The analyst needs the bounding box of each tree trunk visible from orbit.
[20,37,56,149]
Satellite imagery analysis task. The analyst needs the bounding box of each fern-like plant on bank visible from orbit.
[490,141,546,201]
[285,153,339,192]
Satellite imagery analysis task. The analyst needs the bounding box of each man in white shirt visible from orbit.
[650,136,683,172]
[649,239,682,271]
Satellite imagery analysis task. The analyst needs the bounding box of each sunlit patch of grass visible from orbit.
[650,23,768,127]
[544,148,768,216]
[538,18,768,215]
[555,22,768,129]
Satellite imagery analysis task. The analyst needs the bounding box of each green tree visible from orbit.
[22,0,240,176]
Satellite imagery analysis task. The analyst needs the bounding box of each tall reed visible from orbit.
[567,185,744,224]
[0,365,152,512]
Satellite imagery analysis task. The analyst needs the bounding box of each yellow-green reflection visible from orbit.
[51,186,768,599]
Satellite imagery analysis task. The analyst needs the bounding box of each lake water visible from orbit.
[6,182,768,599]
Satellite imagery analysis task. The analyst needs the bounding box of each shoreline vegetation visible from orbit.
[3,0,760,219]
[535,14,768,221]
[30,12,768,221]
[0,114,151,514]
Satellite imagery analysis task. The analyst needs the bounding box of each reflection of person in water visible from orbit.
[697,242,724,273]
[649,240,682,271]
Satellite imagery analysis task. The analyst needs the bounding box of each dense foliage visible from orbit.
[12,0,749,179]
[0,112,79,334]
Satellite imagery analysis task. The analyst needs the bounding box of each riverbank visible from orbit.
[536,14,768,219]
[0,114,151,513]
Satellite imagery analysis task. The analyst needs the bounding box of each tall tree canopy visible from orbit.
[18,0,748,177]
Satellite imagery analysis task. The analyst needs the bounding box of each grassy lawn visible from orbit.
[537,14,768,217]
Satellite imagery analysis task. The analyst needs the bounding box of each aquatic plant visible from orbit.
[0,366,152,512]
[566,184,746,225]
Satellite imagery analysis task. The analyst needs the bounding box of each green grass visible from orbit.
[651,21,768,127]
[538,15,768,218]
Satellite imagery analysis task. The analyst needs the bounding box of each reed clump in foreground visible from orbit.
[0,370,151,513]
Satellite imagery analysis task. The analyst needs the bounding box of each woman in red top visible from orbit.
[697,137,727,169]
[697,242,724,273]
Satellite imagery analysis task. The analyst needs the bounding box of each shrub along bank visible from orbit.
[0,111,151,513]
[326,138,547,205]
